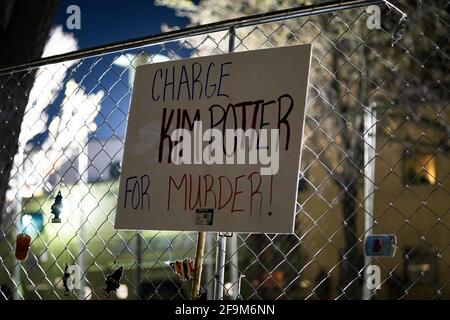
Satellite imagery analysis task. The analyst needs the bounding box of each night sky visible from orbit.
[53,0,188,50]
[33,1,192,142]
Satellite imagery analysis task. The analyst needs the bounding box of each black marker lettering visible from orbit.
[218,62,232,97]
[152,69,162,101]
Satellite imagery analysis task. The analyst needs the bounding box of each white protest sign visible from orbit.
[115,44,312,233]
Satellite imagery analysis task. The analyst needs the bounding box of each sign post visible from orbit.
[191,230,206,299]
[362,102,377,300]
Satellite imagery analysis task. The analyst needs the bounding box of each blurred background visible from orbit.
[0,0,448,300]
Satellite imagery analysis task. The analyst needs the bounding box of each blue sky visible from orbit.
[54,0,189,50]
[36,1,193,142]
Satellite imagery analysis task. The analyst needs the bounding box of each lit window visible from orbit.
[402,151,436,185]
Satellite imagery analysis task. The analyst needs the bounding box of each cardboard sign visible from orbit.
[115,44,312,233]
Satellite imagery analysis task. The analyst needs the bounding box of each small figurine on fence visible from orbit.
[51,191,63,223]
[102,266,123,298]
[199,289,207,300]
[15,233,32,261]
[166,258,195,281]
[62,263,72,296]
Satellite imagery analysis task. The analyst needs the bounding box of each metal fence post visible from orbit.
[77,140,89,299]
[131,54,149,299]
[213,233,226,300]
[12,146,24,300]
[363,103,377,300]
[205,232,214,299]
[226,23,239,298]
[213,26,236,301]
[228,234,239,297]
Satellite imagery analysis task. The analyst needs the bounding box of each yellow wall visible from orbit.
[296,133,449,299]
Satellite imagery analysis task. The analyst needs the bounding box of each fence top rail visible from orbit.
[0,0,385,76]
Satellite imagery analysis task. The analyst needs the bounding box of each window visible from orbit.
[402,150,436,185]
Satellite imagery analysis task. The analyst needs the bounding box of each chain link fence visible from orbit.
[0,0,448,300]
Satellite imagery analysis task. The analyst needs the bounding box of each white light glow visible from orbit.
[84,286,92,300]
[21,214,33,228]
[116,284,128,299]
[224,282,235,296]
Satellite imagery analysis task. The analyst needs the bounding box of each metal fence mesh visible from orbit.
[0,0,448,300]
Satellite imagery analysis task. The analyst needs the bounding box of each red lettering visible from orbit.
[248,171,262,216]
[231,175,245,213]
[218,176,233,209]
[204,174,217,208]
[168,175,187,210]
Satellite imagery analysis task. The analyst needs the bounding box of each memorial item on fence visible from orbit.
[15,233,31,261]
[51,191,63,223]
[364,234,397,257]
[62,263,72,296]
[102,266,124,298]
[167,258,195,281]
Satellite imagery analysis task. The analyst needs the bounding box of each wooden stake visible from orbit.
[191,231,206,299]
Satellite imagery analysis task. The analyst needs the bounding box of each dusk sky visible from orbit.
[34,0,193,142]
[54,0,189,50]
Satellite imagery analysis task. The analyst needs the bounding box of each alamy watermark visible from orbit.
[365,264,381,290]
[366,5,381,30]
[170,121,280,176]
[66,5,81,30]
